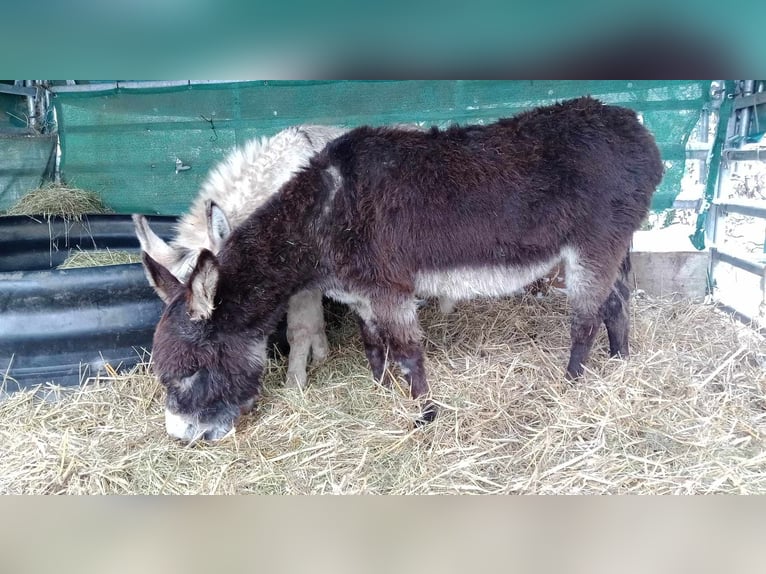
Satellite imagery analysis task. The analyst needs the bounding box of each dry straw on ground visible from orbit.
[5,183,111,219]
[1,294,765,494]
[57,248,141,269]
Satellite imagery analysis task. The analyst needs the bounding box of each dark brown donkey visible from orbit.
[142,97,663,441]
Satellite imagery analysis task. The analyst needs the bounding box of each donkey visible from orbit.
[143,97,663,441]
[133,125,347,388]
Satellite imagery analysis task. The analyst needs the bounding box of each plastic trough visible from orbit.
[0,214,177,391]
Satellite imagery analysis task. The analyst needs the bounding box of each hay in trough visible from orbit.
[5,183,111,219]
[58,248,141,269]
[1,294,765,494]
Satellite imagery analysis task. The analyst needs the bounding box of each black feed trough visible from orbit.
[0,214,177,391]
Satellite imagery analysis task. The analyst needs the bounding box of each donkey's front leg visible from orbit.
[374,297,438,424]
[357,316,391,386]
[392,342,438,425]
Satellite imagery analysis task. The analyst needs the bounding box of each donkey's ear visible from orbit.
[205,200,231,252]
[132,214,179,271]
[186,249,220,322]
[141,251,183,305]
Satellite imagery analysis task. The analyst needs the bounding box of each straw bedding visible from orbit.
[1,293,765,494]
[57,249,141,269]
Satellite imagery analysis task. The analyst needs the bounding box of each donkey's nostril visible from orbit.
[202,426,232,441]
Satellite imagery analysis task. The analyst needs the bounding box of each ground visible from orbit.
[2,293,764,494]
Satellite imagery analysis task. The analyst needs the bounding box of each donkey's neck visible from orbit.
[213,168,323,328]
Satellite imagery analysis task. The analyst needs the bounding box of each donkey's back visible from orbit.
[320,98,659,286]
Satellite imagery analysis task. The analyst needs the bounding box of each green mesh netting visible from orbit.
[52,80,710,215]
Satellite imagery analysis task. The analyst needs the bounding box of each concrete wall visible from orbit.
[533,250,710,301]
[630,251,710,300]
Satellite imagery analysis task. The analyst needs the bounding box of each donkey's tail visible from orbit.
[619,251,632,283]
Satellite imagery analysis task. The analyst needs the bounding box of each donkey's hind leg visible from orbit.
[285,289,325,388]
[600,263,631,359]
[562,248,626,379]
[304,288,330,364]
[566,313,602,379]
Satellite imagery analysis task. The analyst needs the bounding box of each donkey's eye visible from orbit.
[179,367,209,389]
[179,372,199,387]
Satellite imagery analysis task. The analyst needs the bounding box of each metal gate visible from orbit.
[706,80,766,326]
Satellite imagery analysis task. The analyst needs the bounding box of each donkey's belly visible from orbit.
[414,256,560,302]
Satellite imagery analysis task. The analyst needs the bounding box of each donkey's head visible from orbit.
[142,249,267,442]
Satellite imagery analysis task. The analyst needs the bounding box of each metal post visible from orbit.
[708,85,737,248]
[699,98,710,144]
[754,81,764,135]
[697,104,711,184]
[37,83,49,133]
[738,80,755,138]
[760,267,766,325]
[759,81,766,323]
[52,103,62,184]
[25,80,36,131]
[43,86,50,133]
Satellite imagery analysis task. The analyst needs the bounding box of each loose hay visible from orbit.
[5,183,111,219]
[58,248,141,269]
[1,294,765,494]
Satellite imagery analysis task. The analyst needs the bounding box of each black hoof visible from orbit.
[415,401,438,426]
[565,363,584,381]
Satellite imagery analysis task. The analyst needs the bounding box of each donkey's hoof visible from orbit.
[438,297,456,314]
[285,371,308,389]
[565,363,584,381]
[310,336,329,364]
[415,401,438,426]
